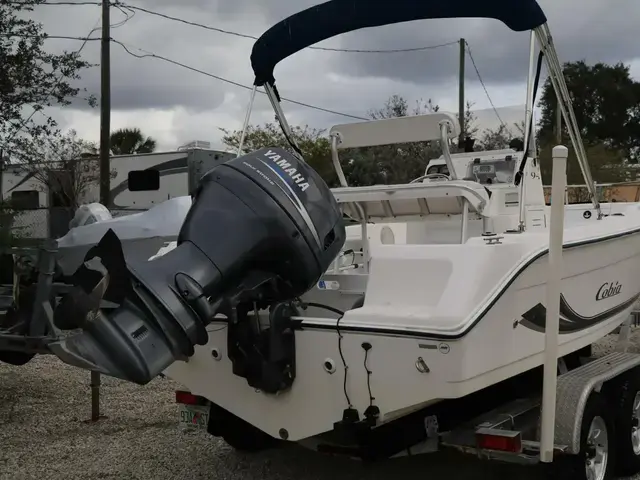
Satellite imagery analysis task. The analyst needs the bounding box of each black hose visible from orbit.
[301,301,351,407]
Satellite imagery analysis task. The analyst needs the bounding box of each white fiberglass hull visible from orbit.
[57,236,173,277]
[55,196,192,275]
[164,203,640,442]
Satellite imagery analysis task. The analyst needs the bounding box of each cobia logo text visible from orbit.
[595,281,622,301]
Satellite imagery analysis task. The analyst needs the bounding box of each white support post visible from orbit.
[616,316,633,353]
[439,122,457,180]
[330,134,349,187]
[540,145,568,463]
[460,198,469,244]
[355,203,370,274]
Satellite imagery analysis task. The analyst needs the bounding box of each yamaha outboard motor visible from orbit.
[50,147,345,393]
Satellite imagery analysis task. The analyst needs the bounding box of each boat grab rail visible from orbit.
[331,181,489,215]
[326,113,463,267]
[329,180,492,270]
[329,112,460,189]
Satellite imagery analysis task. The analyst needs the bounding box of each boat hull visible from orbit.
[56,236,174,276]
[164,226,640,441]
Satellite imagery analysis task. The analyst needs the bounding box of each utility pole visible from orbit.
[458,38,466,149]
[99,0,111,206]
[91,0,111,424]
[0,149,4,202]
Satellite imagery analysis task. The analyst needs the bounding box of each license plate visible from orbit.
[179,404,210,429]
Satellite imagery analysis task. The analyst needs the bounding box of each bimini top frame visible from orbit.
[251,0,547,86]
[246,0,602,221]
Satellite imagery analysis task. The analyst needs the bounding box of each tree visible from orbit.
[368,95,440,120]
[1,1,94,154]
[0,199,24,250]
[457,100,480,149]
[11,129,110,210]
[343,95,444,185]
[475,124,512,151]
[220,123,336,185]
[537,61,640,163]
[220,95,491,187]
[110,127,157,155]
[476,121,525,151]
[538,141,634,187]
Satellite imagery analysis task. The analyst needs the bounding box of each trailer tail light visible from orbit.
[476,428,522,453]
[175,390,207,406]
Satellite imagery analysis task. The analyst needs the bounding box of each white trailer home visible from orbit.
[1,147,234,239]
[87,148,234,210]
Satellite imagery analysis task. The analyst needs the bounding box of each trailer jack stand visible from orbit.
[86,370,107,423]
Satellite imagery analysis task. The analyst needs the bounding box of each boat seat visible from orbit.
[329,112,460,148]
[331,180,490,222]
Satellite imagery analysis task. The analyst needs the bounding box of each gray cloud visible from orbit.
[215,0,640,85]
[132,0,323,24]
[328,0,640,86]
[133,0,640,105]
[32,1,257,112]
[29,0,640,139]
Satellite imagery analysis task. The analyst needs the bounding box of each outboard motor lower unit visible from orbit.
[50,147,346,393]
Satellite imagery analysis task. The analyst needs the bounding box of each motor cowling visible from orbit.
[50,147,346,388]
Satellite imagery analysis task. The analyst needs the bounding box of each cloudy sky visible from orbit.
[27,0,640,152]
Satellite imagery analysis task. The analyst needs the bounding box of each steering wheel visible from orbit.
[409,173,451,184]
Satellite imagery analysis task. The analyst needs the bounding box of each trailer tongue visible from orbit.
[48,146,346,387]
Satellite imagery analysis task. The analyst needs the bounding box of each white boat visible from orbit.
[46,0,640,464]
[159,143,640,444]
[160,0,640,443]
[54,197,192,276]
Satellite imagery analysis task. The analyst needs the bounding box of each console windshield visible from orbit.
[464,159,517,185]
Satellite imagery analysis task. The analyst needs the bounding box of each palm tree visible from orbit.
[110,127,157,155]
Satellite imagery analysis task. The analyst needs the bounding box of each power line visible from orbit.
[111,3,136,29]
[19,1,460,53]
[0,34,100,41]
[30,1,459,54]
[4,3,134,132]
[118,3,459,54]
[111,38,370,121]
[7,2,477,131]
[2,3,132,39]
[16,1,102,5]
[464,40,508,131]
[117,3,255,41]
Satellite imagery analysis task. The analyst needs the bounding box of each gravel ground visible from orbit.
[1,332,640,480]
